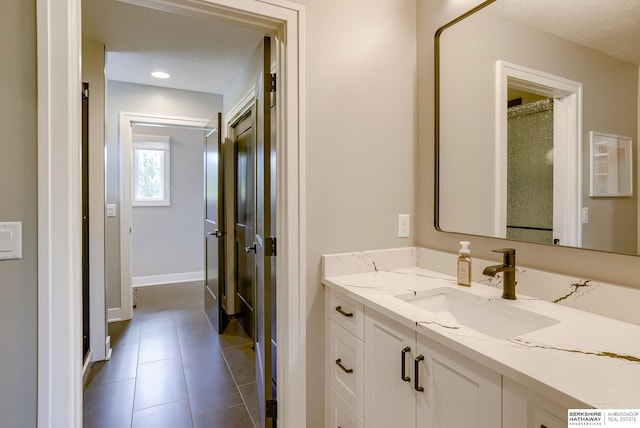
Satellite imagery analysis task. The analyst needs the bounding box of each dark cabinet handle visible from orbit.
[335,358,353,374]
[335,306,353,318]
[540,425,548,428]
[414,355,425,392]
[245,244,257,253]
[401,346,411,382]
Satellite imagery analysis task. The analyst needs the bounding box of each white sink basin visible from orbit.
[397,287,559,339]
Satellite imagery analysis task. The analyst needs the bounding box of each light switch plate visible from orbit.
[106,204,117,217]
[0,222,22,260]
[581,207,589,224]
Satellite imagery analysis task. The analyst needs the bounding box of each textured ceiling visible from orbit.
[82,0,265,94]
[495,0,640,65]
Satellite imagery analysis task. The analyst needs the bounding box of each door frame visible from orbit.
[36,0,306,427]
[495,60,582,246]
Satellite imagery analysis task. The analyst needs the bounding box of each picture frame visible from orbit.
[589,131,633,197]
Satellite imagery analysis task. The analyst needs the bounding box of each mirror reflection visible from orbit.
[437,0,639,255]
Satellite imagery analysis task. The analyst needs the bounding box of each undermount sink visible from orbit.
[396,287,559,339]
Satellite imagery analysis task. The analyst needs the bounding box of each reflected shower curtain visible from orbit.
[507,98,554,244]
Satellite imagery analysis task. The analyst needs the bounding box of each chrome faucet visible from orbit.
[482,248,517,300]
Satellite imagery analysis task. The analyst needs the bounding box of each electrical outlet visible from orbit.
[398,214,410,238]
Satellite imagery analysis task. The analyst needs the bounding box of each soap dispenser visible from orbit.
[457,241,472,286]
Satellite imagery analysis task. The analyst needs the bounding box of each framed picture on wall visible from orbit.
[589,131,633,197]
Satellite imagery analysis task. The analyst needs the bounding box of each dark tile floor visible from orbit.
[83,281,259,428]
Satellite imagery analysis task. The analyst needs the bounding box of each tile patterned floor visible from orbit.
[83,281,259,428]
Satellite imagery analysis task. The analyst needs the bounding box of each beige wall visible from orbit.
[417,1,640,288]
[286,0,418,425]
[0,0,37,425]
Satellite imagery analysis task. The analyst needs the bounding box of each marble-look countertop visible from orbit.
[322,247,640,409]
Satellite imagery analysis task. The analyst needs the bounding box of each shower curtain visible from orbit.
[506,98,554,244]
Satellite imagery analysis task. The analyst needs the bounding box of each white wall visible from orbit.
[105,81,222,309]
[417,1,640,292]
[131,124,206,283]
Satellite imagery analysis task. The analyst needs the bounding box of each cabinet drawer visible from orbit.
[329,320,365,416]
[329,388,364,428]
[330,291,364,340]
[528,403,566,428]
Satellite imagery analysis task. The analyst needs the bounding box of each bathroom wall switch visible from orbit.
[398,214,410,238]
[106,204,117,217]
[581,207,589,224]
[0,222,22,260]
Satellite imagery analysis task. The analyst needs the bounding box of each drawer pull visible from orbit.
[335,306,354,318]
[540,425,548,428]
[335,358,354,374]
[414,355,425,392]
[401,346,411,382]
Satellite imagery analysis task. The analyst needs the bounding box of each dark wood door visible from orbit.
[82,82,90,360]
[234,112,256,340]
[204,112,228,333]
[255,35,277,428]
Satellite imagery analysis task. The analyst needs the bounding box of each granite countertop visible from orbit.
[322,250,640,409]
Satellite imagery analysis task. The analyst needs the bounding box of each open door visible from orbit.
[255,35,277,428]
[204,112,228,333]
[234,110,256,339]
[82,82,90,361]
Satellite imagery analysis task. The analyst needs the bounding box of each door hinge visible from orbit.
[267,73,276,93]
[82,87,89,99]
[266,399,277,419]
[265,236,277,257]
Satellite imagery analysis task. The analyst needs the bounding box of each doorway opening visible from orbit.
[37,0,305,426]
[495,61,583,247]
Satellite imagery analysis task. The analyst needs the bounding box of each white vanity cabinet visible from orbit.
[363,308,501,428]
[415,333,501,428]
[325,287,502,428]
[502,378,570,428]
[364,309,416,428]
[326,290,365,427]
[326,288,581,428]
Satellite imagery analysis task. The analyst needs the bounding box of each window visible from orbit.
[132,134,171,206]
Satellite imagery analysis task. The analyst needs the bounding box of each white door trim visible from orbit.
[495,60,582,246]
[36,0,306,427]
[119,112,210,321]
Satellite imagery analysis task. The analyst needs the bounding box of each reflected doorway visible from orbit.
[506,93,554,244]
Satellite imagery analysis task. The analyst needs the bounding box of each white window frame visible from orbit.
[132,134,171,206]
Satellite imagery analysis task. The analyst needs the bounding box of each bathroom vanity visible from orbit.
[322,247,640,428]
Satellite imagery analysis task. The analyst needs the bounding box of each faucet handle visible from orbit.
[492,248,515,264]
[492,248,515,255]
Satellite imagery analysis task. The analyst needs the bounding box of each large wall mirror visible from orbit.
[436,0,639,255]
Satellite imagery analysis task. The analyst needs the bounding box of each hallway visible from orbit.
[83,281,258,427]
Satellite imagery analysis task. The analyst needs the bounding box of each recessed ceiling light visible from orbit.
[151,71,170,79]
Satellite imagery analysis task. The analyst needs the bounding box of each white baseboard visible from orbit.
[82,349,93,388]
[132,271,205,287]
[105,336,112,361]
[107,308,122,322]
